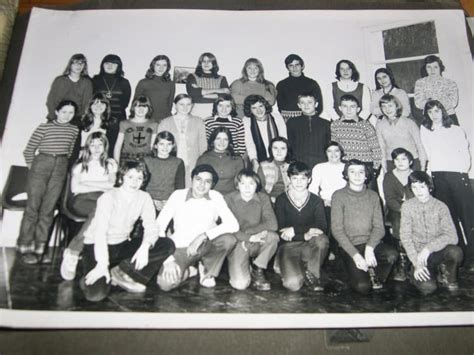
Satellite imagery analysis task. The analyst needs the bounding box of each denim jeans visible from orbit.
[81,237,175,302]
[278,235,329,291]
[340,243,398,295]
[157,233,237,291]
[18,154,68,247]
[227,231,279,290]
[69,191,103,218]
[409,245,463,296]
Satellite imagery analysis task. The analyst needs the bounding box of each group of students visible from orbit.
[15,50,473,302]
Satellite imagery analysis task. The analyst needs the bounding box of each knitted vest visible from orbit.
[260,161,290,194]
[193,74,223,89]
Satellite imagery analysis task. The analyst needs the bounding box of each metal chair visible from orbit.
[2,165,29,213]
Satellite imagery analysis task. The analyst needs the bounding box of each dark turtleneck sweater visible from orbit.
[276,74,323,113]
[134,76,175,123]
[92,73,131,121]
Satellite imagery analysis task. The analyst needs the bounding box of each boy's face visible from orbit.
[122,169,144,192]
[411,181,430,203]
[347,165,366,188]
[287,60,303,77]
[289,173,310,192]
[237,175,257,200]
[380,101,398,119]
[56,105,76,124]
[393,154,411,172]
[191,172,213,199]
[326,146,342,163]
[297,97,318,116]
[339,100,360,120]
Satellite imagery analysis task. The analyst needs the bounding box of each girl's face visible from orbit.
[201,56,214,73]
[217,101,233,117]
[213,132,229,153]
[122,169,144,192]
[426,62,441,77]
[427,106,443,125]
[91,99,107,116]
[103,62,118,74]
[56,105,76,123]
[154,60,168,77]
[250,101,267,120]
[237,175,258,200]
[326,146,342,163]
[376,72,392,88]
[70,59,85,75]
[380,101,398,119]
[156,138,174,158]
[339,62,353,80]
[347,165,366,188]
[271,141,288,162]
[134,104,149,118]
[289,173,310,192]
[89,138,105,159]
[246,63,260,80]
[175,98,193,115]
[393,154,411,172]
[411,181,430,203]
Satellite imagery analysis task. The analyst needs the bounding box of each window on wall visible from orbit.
[364,20,440,124]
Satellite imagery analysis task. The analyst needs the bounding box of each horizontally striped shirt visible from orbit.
[23,120,78,165]
[204,116,246,157]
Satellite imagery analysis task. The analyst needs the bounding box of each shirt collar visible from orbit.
[214,115,233,122]
[185,188,211,201]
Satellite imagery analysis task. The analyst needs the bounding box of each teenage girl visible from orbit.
[158,94,207,187]
[46,53,93,123]
[230,58,277,118]
[186,52,230,119]
[203,95,246,157]
[114,95,158,164]
[196,127,245,195]
[330,59,372,123]
[257,137,293,203]
[144,131,185,212]
[420,100,473,271]
[376,94,427,173]
[370,67,410,119]
[60,132,117,280]
[18,100,79,264]
[92,54,131,150]
[134,55,175,123]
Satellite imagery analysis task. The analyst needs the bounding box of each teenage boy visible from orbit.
[275,161,329,292]
[330,94,382,190]
[400,171,463,295]
[156,164,239,291]
[225,169,279,291]
[331,159,398,294]
[276,54,323,122]
[287,93,331,170]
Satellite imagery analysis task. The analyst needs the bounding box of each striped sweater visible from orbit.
[204,116,246,157]
[331,118,382,168]
[186,73,229,104]
[23,120,79,165]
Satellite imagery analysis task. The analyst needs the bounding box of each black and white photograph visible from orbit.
[0,7,473,330]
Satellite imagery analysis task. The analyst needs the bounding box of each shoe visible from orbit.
[368,267,383,290]
[392,253,408,282]
[304,270,324,292]
[34,242,46,255]
[328,252,336,261]
[60,249,79,281]
[198,262,216,288]
[250,263,271,291]
[21,253,39,265]
[437,264,459,291]
[110,266,146,293]
[17,243,34,254]
[188,266,198,278]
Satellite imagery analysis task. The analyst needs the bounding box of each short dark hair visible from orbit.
[174,93,192,105]
[421,55,445,77]
[335,59,360,81]
[55,99,78,113]
[99,54,125,77]
[234,168,262,192]
[297,93,319,104]
[191,164,219,188]
[243,95,273,118]
[408,171,434,191]
[268,136,294,163]
[342,159,372,184]
[284,54,304,68]
[212,94,237,117]
[391,147,414,166]
[325,141,344,158]
[116,160,149,189]
[287,161,311,179]
[339,94,360,107]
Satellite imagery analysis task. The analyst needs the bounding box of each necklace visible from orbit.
[102,77,117,99]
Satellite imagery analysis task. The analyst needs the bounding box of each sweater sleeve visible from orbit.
[408,120,427,169]
[398,89,411,117]
[206,192,239,239]
[442,79,459,112]
[365,122,383,169]
[243,116,257,162]
[81,79,93,116]
[359,84,372,120]
[311,80,324,114]
[120,79,132,112]
[23,124,46,165]
[92,193,114,266]
[367,194,385,249]
[155,190,180,236]
[274,194,287,239]
[220,76,229,89]
[276,81,284,113]
[399,203,418,265]
[46,76,62,120]
[235,119,246,157]
[186,74,202,101]
[230,80,245,106]
[414,79,427,110]
[244,193,278,235]
[308,164,322,195]
[264,82,277,106]
[383,173,403,213]
[134,80,145,100]
[375,121,387,163]
[174,159,186,190]
[425,201,458,253]
[140,192,159,246]
[331,191,360,257]
[197,120,208,156]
